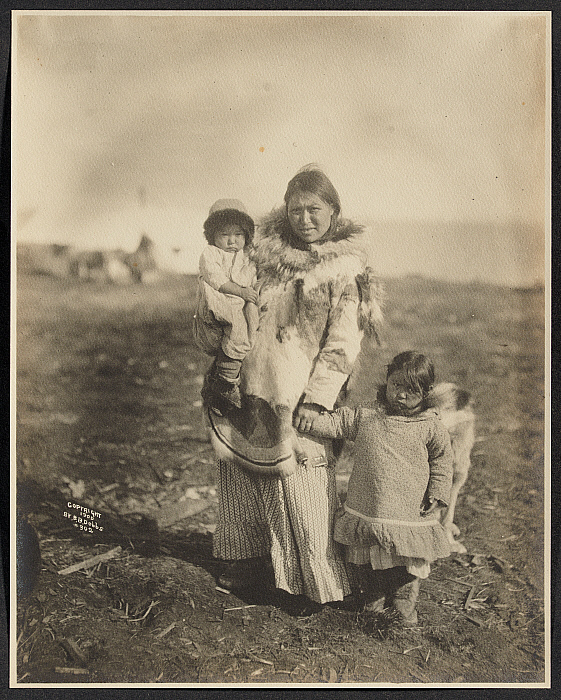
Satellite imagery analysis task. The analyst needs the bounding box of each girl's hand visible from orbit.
[420,497,446,517]
[293,403,324,433]
[241,287,258,304]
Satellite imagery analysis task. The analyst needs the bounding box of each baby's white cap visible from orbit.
[208,199,248,216]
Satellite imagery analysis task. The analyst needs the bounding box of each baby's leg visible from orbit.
[243,301,259,347]
[193,283,224,356]
[222,303,252,360]
[215,350,242,383]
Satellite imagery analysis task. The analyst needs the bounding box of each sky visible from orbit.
[13,11,549,286]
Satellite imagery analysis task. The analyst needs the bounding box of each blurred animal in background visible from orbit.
[68,249,110,281]
[17,242,73,278]
[69,248,132,283]
[122,233,158,283]
[16,508,42,598]
[428,382,476,555]
[17,233,159,284]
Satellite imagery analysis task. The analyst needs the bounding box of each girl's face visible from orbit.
[385,370,424,415]
[287,192,334,244]
[213,224,246,253]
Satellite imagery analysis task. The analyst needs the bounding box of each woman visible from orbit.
[208,165,384,610]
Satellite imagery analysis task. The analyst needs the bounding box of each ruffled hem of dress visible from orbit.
[345,545,432,579]
[334,511,450,562]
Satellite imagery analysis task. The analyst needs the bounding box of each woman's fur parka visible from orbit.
[242,208,384,412]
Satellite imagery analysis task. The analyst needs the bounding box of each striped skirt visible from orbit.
[213,458,351,604]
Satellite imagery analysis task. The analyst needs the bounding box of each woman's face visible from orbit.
[287,192,334,244]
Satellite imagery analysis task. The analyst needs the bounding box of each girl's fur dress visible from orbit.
[310,404,453,575]
[210,209,384,603]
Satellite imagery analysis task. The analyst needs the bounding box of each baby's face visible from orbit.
[213,224,246,253]
[385,370,423,415]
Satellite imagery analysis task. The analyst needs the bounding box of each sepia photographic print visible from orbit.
[11,10,550,688]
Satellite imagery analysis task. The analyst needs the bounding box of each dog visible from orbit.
[428,382,476,554]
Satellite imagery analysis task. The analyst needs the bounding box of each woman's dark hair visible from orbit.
[203,209,255,246]
[386,351,435,396]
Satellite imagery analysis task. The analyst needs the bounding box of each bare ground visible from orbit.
[14,273,546,686]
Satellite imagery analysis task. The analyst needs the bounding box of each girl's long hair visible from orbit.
[386,351,435,396]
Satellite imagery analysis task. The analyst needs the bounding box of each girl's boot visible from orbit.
[362,567,387,613]
[387,576,420,627]
[346,564,386,613]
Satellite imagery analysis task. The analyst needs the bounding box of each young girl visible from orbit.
[297,351,453,627]
[193,199,259,415]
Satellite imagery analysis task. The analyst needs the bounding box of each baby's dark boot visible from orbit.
[212,376,242,413]
[201,368,214,404]
[201,366,242,416]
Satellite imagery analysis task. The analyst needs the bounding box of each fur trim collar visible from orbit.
[250,207,366,280]
[250,207,384,341]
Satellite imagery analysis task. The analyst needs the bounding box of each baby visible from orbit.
[296,351,454,627]
[193,199,259,415]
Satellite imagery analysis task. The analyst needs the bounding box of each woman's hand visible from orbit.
[293,403,324,433]
[241,287,258,304]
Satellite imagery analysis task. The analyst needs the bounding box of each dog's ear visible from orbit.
[454,388,472,411]
[456,388,471,411]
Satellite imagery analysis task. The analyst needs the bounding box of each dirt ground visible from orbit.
[13,272,547,686]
